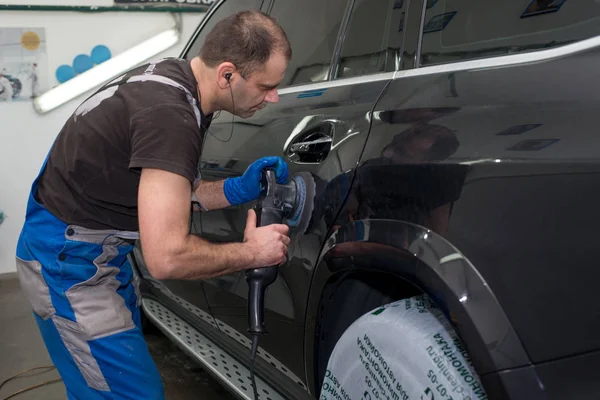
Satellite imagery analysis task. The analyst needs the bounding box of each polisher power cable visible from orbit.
[245,168,315,400]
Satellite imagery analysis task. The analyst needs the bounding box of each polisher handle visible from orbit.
[246,168,283,334]
[246,266,278,334]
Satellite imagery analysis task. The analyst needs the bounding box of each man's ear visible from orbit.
[216,62,236,89]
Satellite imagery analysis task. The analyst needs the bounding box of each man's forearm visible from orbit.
[156,234,255,280]
[193,179,231,210]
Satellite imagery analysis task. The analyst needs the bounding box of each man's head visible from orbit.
[198,10,291,118]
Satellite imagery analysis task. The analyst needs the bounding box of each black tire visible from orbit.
[314,273,421,392]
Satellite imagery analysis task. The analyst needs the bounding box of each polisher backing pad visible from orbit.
[284,171,316,234]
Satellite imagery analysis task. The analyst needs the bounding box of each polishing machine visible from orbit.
[245,167,316,400]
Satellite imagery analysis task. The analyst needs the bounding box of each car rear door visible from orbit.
[357,0,600,395]
[195,0,409,387]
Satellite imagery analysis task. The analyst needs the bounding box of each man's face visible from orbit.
[231,51,287,118]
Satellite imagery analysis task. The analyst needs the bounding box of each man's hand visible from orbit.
[242,209,290,268]
[139,168,286,280]
[223,156,288,206]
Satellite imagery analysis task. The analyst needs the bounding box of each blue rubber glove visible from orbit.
[223,156,288,205]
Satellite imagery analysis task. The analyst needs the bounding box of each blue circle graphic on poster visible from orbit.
[91,45,111,64]
[73,54,93,74]
[56,65,76,83]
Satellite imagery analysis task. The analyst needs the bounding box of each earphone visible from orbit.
[198,72,235,145]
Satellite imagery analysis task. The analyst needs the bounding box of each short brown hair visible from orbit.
[199,10,292,78]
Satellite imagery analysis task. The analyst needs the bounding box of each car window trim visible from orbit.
[264,0,274,14]
[395,5,411,70]
[329,0,420,81]
[264,0,353,87]
[277,71,394,96]
[414,0,427,68]
[398,33,600,78]
[327,0,419,81]
[327,0,356,81]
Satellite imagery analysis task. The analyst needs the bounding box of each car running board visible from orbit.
[141,298,286,400]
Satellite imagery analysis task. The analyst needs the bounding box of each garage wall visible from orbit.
[0,9,205,274]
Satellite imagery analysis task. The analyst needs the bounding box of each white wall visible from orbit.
[0,10,205,274]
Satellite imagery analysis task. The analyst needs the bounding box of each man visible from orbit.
[30,63,39,98]
[15,10,292,400]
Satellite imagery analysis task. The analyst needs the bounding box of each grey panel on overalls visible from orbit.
[64,227,141,340]
[16,257,56,320]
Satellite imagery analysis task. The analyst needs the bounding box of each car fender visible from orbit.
[304,218,533,391]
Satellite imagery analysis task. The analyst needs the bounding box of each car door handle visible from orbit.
[290,137,333,153]
[288,133,333,163]
[287,120,337,163]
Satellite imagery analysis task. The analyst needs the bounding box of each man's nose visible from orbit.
[264,88,279,103]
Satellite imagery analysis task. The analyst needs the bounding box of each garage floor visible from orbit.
[0,273,236,400]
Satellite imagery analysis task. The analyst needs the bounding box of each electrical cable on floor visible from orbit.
[249,334,260,400]
[0,366,62,400]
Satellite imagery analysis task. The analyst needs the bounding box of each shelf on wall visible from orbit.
[0,4,211,13]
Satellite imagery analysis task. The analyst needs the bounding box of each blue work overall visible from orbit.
[15,60,204,400]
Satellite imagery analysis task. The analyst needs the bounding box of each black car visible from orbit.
[131,1,600,399]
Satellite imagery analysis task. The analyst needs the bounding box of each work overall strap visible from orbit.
[79,58,207,210]
[81,58,204,132]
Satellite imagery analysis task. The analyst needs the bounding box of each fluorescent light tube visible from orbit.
[34,27,180,113]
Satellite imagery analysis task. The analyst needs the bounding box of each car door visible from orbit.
[357,0,600,393]
[195,0,409,386]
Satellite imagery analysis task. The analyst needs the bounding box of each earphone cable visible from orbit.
[200,81,235,144]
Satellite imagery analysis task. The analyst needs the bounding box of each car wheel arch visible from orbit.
[303,219,531,394]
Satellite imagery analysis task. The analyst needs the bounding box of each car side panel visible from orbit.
[305,44,600,398]
[198,75,391,383]
[346,41,600,367]
[482,350,600,400]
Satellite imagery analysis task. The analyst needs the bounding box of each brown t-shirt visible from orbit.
[35,58,212,231]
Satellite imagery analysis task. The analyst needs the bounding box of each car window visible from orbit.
[183,0,263,60]
[336,0,407,79]
[268,0,349,87]
[420,0,600,67]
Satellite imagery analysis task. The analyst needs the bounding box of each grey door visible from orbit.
[197,0,407,387]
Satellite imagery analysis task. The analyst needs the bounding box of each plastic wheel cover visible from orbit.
[320,294,489,400]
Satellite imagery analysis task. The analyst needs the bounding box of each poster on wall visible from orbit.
[0,28,48,102]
